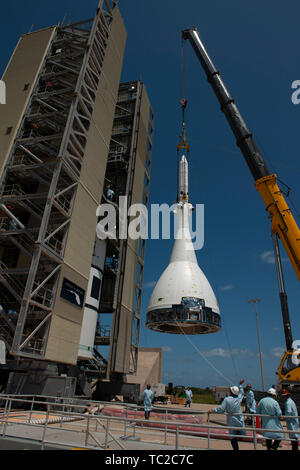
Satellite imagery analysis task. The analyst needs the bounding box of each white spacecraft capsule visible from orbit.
[146,154,221,335]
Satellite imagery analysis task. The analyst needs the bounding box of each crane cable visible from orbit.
[174,38,238,387]
[175,321,235,386]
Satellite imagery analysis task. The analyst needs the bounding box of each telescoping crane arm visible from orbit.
[182,28,300,283]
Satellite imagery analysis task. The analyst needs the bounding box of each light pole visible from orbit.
[248,298,265,392]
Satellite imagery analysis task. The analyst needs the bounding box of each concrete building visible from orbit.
[125,347,163,399]
[94,347,163,402]
[212,386,230,403]
[0,1,154,398]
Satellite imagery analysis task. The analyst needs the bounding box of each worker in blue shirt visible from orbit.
[243,383,256,425]
[281,389,299,452]
[208,379,246,450]
[142,384,154,420]
[256,388,284,450]
[185,387,193,407]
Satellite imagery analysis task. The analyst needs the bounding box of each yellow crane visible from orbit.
[183,28,300,391]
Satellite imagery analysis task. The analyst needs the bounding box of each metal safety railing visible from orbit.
[0,394,298,451]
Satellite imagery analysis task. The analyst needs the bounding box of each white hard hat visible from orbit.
[230,386,239,396]
[268,388,277,396]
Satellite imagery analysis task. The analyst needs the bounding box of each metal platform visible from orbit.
[146,301,221,335]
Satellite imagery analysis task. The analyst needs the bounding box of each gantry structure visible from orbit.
[95,81,154,378]
[0,1,154,396]
[0,1,124,370]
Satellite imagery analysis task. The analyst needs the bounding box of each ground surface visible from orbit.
[0,401,296,451]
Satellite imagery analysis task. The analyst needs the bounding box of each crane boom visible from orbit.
[182,28,300,282]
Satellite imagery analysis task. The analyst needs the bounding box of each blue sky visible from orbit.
[1,0,300,390]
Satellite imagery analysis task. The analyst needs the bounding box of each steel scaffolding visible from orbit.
[0,1,117,361]
[95,81,154,377]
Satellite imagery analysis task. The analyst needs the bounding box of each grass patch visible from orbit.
[173,387,218,405]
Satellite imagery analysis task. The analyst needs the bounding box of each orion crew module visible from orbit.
[146,103,221,335]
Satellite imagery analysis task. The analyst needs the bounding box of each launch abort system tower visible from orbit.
[0,1,154,398]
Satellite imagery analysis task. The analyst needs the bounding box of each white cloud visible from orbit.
[202,348,253,358]
[162,346,172,353]
[260,251,288,265]
[260,251,275,265]
[220,285,234,292]
[270,346,285,358]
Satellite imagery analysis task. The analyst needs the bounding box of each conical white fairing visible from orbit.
[146,154,221,335]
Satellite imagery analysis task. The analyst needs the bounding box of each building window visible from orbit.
[91,276,101,300]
